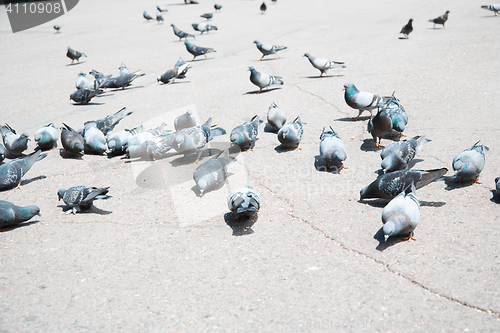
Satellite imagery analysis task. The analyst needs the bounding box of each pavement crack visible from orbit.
[292,84,347,116]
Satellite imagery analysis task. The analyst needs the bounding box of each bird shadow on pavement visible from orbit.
[407,158,424,169]
[335,116,370,122]
[72,101,105,106]
[254,57,284,62]
[20,175,47,187]
[109,86,144,92]
[374,227,413,251]
[244,87,281,95]
[274,145,300,154]
[191,180,228,198]
[301,74,344,79]
[263,124,278,133]
[313,155,344,174]
[360,139,382,152]
[398,37,410,40]
[57,204,112,215]
[443,176,475,191]
[66,62,85,66]
[490,191,500,204]
[59,149,83,159]
[190,57,214,62]
[359,198,445,208]
[0,220,41,233]
[224,212,257,236]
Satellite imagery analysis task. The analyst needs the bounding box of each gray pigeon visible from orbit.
[1,124,30,157]
[192,22,218,34]
[156,11,164,23]
[107,125,143,155]
[303,53,345,76]
[83,125,107,155]
[53,24,61,33]
[381,136,430,173]
[319,127,347,170]
[70,87,103,104]
[429,11,450,28]
[248,66,283,93]
[143,11,153,21]
[382,182,420,241]
[253,40,287,60]
[125,123,169,157]
[193,150,231,195]
[171,24,195,41]
[84,107,133,136]
[367,108,392,148]
[343,82,390,120]
[174,110,197,131]
[89,69,112,88]
[260,1,266,13]
[0,144,5,163]
[66,47,86,64]
[214,4,222,11]
[230,115,262,151]
[385,96,408,136]
[267,102,286,131]
[141,133,176,160]
[102,64,145,89]
[359,168,448,201]
[452,141,489,183]
[0,200,41,229]
[0,150,47,191]
[482,4,500,15]
[184,41,216,60]
[200,13,213,20]
[157,5,168,12]
[157,58,190,84]
[34,123,58,150]
[75,72,96,90]
[495,177,500,195]
[400,19,413,38]
[58,186,111,214]
[278,116,304,149]
[61,123,85,157]
[227,186,261,219]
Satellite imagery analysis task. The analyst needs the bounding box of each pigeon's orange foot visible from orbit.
[473,178,481,184]
[351,117,360,121]
[294,147,302,151]
[403,233,416,241]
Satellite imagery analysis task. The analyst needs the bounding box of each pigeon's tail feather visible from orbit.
[271,76,284,86]
[21,150,46,176]
[210,127,227,138]
[415,168,448,189]
[275,46,287,52]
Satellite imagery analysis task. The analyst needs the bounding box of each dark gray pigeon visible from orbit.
[230,115,263,151]
[83,125,107,155]
[66,47,86,64]
[260,1,266,13]
[0,200,40,229]
[70,87,103,104]
[193,150,231,195]
[1,124,30,157]
[367,108,392,148]
[34,123,58,150]
[84,107,133,136]
[102,64,145,89]
[303,53,345,77]
[107,125,143,155]
[171,24,195,41]
[482,5,500,15]
[495,177,500,195]
[384,96,408,137]
[381,136,430,173]
[184,41,216,60]
[343,82,391,120]
[254,40,287,60]
[214,4,222,11]
[58,186,111,214]
[359,168,448,201]
[278,116,304,149]
[61,123,85,157]
[192,22,217,34]
[400,19,413,38]
[452,141,489,183]
[382,182,419,241]
[54,24,61,33]
[248,66,283,93]
[319,127,347,170]
[143,11,153,21]
[429,11,450,28]
[200,13,213,20]
[267,102,286,131]
[157,58,190,84]
[0,150,47,191]
[227,186,261,219]
[89,69,112,88]
[0,144,5,163]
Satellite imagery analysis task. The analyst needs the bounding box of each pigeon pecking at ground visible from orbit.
[53,24,61,33]
[1,124,30,157]
[157,58,190,84]
[481,4,500,15]
[171,24,196,41]
[303,53,345,77]
[193,150,232,196]
[400,19,413,38]
[429,11,450,28]
[156,11,164,23]
[84,107,133,136]
[102,64,145,90]
[0,200,41,230]
[83,125,107,155]
[107,126,143,155]
[70,87,103,104]
[343,82,391,121]
[184,41,216,60]
[214,4,222,11]
[384,96,408,137]
[174,110,197,131]
[200,13,213,20]
[0,150,47,191]
[230,115,263,151]
[254,41,287,60]
[61,123,85,157]
[227,186,261,219]
[367,108,392,148]
[58,186,112,214]
[267,102,286,131]
[319,127,347,170]
[248,66,283,93]
[380,135,431,173]
[34,123,58,150]
[278,116,304,149]
[452,141,489,183]
[192,22,218,34]
[66,47,86,64]
[260,2,267,13]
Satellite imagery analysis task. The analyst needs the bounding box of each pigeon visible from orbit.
[157,58,190,84]
[184,41,216,60]
[192,22,218,34]
[260,2,267,13]
[107,126,143,155]
[58,186,111,214]
[34,123,58,150]
[254,40,287,60]
[125,123,168,157]
[214,3,222,11]
[173,118,226,161]
[185,0,198,3]
[0,144,5,163]
[75,72,97,90]
[227,186,261,219]
[200,13,213,20]
[319,127,347,170]
[382,182,420,241]
[303,53,345,77]
[452,141,489,183]
[174,110,197,131]
[143,11,153,21]
[53,24,61,33]
[84,107,133,136]
[267,102,286,131]
[102,64,145,89]
[230,115,263,151]
[400,19,413,38]
[89,69,112,88]
[70,87,103,104]
[384,96,408,136]
[83,125,107,155]
[1,124,30,157]
[278,116,304,149]
[0,150,47,191]
[429,11,450,28]
[495,177,500,195]
[359,168,448,201]
[156,11,164,23]
[157,5,168,12]
[343,82,391,120]
[381,136,431,173]
[140,133,177,160]
[193,150,231,195]
[61,123,85,157]
[367,108,392,148]
[0,200,41,230]
[481,4,500,15]
[248,66,283,93]
[66,47,86,64]
[171,24,195,41]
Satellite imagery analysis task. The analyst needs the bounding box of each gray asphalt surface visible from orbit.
[1,0,500,331]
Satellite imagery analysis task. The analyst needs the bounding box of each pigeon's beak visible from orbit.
[384,234,389,242]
